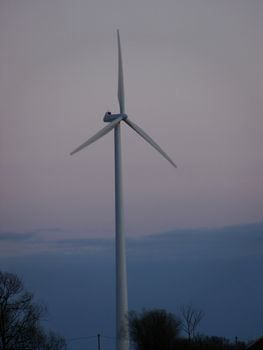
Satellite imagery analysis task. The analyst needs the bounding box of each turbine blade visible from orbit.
[125,119,177,168]
[117,29,125,114]
[70,117,122,155]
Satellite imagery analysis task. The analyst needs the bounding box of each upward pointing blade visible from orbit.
[70,116,122,155]
[117,29,125,114]
[124,118,177,168]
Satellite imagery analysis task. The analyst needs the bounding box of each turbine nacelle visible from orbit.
[103,112,128,123]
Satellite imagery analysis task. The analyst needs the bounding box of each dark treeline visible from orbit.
[175,336,247,350]
[0,270,255,350]
[128,309,248,350]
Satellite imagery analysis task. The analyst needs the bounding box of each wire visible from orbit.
[67,335,97,342]
[101,335,116,340]
[67,334,121,343]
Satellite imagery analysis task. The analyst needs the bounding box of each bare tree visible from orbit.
[0,270,66,350]
[180,304,204,340]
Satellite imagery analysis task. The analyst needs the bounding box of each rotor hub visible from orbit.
[103,112,128,122]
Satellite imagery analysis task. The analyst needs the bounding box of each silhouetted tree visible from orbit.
[180,304,204,340]
[193,335,246,350]
[176,334,247,350]
[38,330,67,350]
[129,309,181,350]
[0,270,66,350]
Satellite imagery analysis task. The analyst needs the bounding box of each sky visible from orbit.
[1,0,262,236]
[1,223,263,349]
[0,0,263,347]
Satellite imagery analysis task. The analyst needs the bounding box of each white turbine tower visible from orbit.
[71,30,176,350]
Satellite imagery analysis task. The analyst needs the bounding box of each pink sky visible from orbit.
[0,0,262,238]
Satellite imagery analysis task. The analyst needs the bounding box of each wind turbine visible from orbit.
[70,30,176,350]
